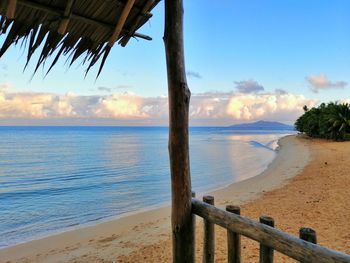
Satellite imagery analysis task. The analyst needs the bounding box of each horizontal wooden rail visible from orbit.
[192,198,350,263]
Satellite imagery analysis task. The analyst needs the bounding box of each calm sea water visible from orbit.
[0,126,293,248]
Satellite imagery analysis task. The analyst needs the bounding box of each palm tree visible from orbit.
[295,102,350,140]
[326,103,350,140]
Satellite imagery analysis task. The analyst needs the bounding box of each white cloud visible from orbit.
[225,93,314,121]
[0,92,77,118]
[0,83,12,91]
[306,74,347,93]
[0,85,316,125]
[340,99,350,104]
[93,94,147,119]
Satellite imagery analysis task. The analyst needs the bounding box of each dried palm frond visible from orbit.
[0,0,159,78]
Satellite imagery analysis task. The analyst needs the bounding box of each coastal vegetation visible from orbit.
[295,102,350,140]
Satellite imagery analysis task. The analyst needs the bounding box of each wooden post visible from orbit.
[299,227,317,263]
[259,216,275,263]
[57,0,75,35]
[203,196,215,263]
[164,1,194,262]
[226,205,241,263]
[108,0,136,47]
[299,228,317,244]
[192,191,196,253]
[6,0,17,19]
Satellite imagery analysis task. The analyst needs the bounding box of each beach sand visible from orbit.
[1,135,349,262]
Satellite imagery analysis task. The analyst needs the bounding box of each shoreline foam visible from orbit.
[0,135,310,262]
[208,134,310,207]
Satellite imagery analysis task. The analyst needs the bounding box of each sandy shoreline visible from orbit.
[4,135,348,262]
[208,134,310,207]
[119,135,350,262]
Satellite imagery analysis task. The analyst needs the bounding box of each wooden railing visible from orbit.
[191,195,350,263]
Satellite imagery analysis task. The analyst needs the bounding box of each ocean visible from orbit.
[0,126,293,248]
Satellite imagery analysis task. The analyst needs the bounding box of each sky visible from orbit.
[0,0,349,126]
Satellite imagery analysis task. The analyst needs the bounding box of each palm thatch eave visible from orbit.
[0,0,160,77]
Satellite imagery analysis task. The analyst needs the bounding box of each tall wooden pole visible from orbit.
[164,0,194,262]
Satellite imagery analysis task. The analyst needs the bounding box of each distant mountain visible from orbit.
[228,120,294,130]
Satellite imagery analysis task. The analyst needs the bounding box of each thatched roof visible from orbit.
[0,0,160,77]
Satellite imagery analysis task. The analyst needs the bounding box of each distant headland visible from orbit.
[228,120,294,130]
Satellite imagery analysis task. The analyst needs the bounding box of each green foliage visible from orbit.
[295,102,350,141]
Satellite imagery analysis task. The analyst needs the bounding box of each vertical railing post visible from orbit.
[226,205,241,263]
[299,227,317,263]
[299,227,317,243]
[164,0,194,262]
[192,191,196,252]
[203,195,215,263]
[259,216,275,263]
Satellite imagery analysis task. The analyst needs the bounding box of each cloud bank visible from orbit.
[306,74,347,93]
[0,85,316,125]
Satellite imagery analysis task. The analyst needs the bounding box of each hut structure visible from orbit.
[0,0,195,261]
[3,2,350,263]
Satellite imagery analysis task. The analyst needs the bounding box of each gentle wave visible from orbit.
[0,126,293,248]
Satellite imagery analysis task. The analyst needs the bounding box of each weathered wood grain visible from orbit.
[203,196,215,263]
[226,205,241,263]
[6,0,17,18]
[299,227,317,263]
[164,1,194,262]
[259,216,275,263]
[108,0,135,47]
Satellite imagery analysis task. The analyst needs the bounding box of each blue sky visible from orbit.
[0,0,349,125]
